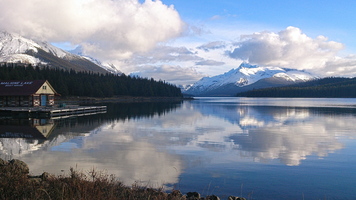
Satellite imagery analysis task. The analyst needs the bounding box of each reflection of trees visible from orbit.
[0,101,183,158]
[2,98,355,183]
[98,101,183,121]
[0,101,184,187]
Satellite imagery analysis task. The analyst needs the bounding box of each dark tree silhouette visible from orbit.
[0,63,182,98]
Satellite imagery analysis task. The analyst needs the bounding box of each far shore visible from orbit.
[57,96,194,104]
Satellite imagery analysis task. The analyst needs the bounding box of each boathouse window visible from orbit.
[42,86,47,90]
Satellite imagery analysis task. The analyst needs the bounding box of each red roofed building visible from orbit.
[0,80,59,107]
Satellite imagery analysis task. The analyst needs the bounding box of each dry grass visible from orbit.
[0,162,185,200]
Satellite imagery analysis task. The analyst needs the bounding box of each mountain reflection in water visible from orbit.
[1,98,356,199]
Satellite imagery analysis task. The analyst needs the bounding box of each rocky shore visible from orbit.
[0,158,245,200]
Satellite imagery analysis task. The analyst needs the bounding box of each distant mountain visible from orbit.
[0,31,121,74]
[68,45,121,74]
[184,62,317,96]
[236,77,356,98]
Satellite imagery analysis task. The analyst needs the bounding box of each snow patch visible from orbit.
[0,54,45,64]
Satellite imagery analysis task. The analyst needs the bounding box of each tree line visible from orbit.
[236,77,356,98]
[0,63,182,97]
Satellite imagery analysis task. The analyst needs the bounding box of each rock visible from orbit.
[206,195,220,200]
[187,192,201,199]
[9,159,29,174]
[41,172,53,181]
[29,178,42,184]
[228,196,246,200]
[0,158,8,166]
[169,190,183,197]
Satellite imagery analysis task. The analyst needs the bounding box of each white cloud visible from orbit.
[0,0,184,60]
[210,15,222,20]
[323,55,356,77]
[128,45,202,65]
[228,26,344,71]
[195,60,225,66]
[130,65,203,85]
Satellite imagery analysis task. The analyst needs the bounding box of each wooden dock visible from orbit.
[0,105,107,118]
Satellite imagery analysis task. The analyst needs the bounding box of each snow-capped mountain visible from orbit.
[69,45,121,74]
[185,62,317,96]
[0,31,121,74]
[0,31,65,64]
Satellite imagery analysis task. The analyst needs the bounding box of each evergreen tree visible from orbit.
[0,64,182,98]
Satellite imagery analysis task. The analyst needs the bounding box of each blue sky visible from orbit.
[164,0,355,35]
[1,0,356,85]
[164,0,356,50]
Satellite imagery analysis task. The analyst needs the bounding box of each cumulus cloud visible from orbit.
[323,55,356,77]
[128,45,202,65]
[228,26,344,70]
[0,0,184,60]
[130,65,203,85]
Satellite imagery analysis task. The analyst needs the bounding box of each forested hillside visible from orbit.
[0,64,182,97]
[236,77,356,98]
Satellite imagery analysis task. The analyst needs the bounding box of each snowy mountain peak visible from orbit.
[69,45,121,74]
[185,62,317,96]
[0,31,40,55]
[0,31,120,74]
[0,31,67,58]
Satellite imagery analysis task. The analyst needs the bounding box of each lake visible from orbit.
[1,97,356,199]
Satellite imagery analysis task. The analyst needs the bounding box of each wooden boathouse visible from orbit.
[0,80,107,118]
[0,80,58,107]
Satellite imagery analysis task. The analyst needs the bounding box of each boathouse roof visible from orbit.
[0,80,58,96]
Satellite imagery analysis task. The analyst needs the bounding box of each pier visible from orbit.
[0,105,107,118]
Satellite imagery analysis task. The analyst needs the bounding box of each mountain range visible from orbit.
[0,31,319,97]
[184,63,317,96]
[0,31,121,74]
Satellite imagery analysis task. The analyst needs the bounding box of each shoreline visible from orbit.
[0,158,245,200]
[57,96,193,104]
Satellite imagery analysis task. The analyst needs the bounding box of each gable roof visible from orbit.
[0,80,58,96]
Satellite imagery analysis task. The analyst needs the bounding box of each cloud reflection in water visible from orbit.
[1,99,356,189]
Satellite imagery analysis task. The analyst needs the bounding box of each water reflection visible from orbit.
[0,118,55,139]
[0,101,183,187]
[1,98,356,198]
[190,102,354,165]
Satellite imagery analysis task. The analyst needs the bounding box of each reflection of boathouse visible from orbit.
[0,118,55,139]
[0,80,58,107]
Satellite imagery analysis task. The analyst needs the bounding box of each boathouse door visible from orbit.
[41,95,47,106]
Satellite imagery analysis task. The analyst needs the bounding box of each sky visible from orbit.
[1,0,356,85]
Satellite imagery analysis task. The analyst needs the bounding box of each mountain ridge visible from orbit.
[0,31,120,74]
[184,62,317,96]
[236,77,356,98]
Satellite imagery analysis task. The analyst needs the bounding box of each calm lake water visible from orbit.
[1,97,356,200]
